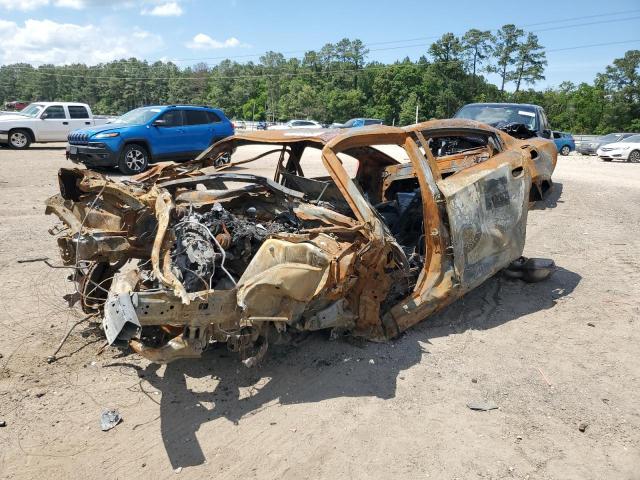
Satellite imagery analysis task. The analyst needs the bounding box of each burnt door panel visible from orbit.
[438,150,531,291]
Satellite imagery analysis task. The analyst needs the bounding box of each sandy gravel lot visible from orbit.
[0,143,638,480]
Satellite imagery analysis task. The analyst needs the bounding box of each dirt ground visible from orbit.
[0,143,638,480]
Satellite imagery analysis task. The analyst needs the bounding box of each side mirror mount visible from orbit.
[542,129,552,139]
[40,113,48,120]
[152,119,166,127]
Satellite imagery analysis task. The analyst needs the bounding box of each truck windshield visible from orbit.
[19,104,43,117]
[111,107,162,125]
[456,105,538,131]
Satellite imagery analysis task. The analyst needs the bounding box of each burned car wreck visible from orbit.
[45,119,557,364]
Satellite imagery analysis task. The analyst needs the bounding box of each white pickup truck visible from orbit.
[0,102,112,149]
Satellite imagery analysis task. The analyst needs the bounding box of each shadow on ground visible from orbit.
[532,182,563,210]
[119,265,581,469]
[25,146,67,151]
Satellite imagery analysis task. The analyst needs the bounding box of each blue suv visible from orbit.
[67,105,234,174]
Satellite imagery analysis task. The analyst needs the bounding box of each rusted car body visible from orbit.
[45,119,556,364]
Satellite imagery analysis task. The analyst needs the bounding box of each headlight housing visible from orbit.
[93,132,120,139]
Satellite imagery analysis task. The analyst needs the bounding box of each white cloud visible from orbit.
[186,33,241,50]
[0,0,169,11]
[0,0,48,10]
[0,19,164,65]
[53,0,86,8]
[141,1,183,16]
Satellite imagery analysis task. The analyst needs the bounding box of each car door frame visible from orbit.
[182,109,214,157]
[66,105,93,133]
[434,132,530,292]
[322,125,531,335]
[39,104,69,141]
[321,129,449,337]
[148,108,187,159]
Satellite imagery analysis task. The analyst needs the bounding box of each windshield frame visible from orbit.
[111,106,164,126]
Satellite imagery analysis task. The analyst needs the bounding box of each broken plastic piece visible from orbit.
[467,401,498,411]
[100,409,122,431]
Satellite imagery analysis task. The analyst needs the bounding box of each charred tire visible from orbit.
[8,129,31,149]
[628,150,640,163]
[214,151,232,168]
[560,145,571,156]
[118,144,149,175]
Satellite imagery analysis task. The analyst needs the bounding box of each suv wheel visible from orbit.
[8,129,31,149]
[560,145,571,156]
[118,144,149,174]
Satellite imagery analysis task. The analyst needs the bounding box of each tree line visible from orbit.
[0,25,638,134]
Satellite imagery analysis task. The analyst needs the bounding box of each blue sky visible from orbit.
[1,0,639,89]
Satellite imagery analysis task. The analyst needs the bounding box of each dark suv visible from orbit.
[454,103,552,139]
[67,105,234,174]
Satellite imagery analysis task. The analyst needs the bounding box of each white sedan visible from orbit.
[269,119,323,130]
[597,134,640,162]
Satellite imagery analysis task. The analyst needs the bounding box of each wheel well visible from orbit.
[10,127,35,142]
[122,140,152,160]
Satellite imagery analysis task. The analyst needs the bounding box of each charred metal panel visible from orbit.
[438,152,531,291]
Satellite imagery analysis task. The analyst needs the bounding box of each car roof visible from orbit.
[140,104,221,111]
[460,102,541,110]
[32,102,89,106]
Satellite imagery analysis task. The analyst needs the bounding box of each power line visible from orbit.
[546,39,640,53]
[4,8,640,71]
[163,8,640,63]
[1,39,638,83]
[533,15,640,33]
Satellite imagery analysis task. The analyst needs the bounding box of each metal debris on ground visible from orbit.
[100,409,122,431]
[466,401,498,411]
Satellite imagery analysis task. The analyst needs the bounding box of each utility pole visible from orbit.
[252,100,256,130]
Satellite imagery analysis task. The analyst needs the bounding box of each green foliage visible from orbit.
[511,33,547,92]
[0,34,637,135]
[487,24,525,94]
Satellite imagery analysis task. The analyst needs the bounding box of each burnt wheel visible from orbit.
[79,261,117,313]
